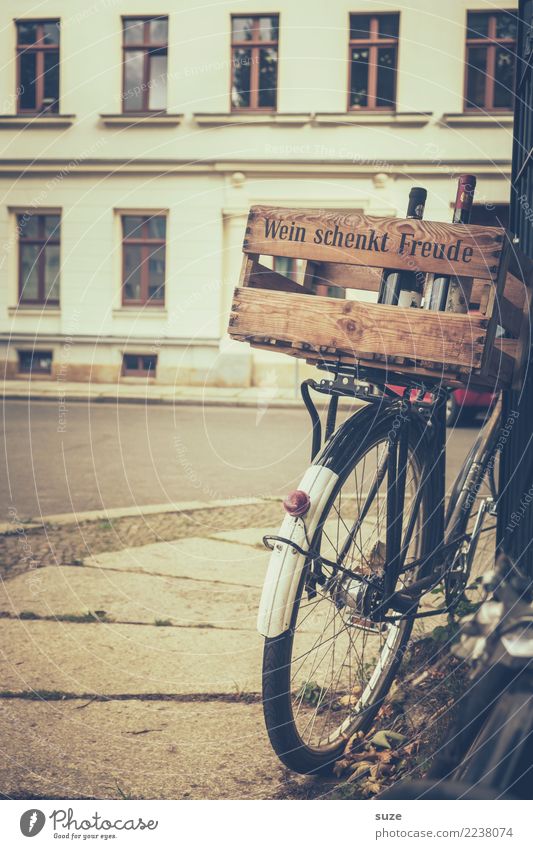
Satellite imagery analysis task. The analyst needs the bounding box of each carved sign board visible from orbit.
[244,206,506,281]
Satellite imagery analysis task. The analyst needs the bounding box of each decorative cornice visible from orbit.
[0,158,512,178]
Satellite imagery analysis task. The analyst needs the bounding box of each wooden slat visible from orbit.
[308,261,382,292]
[230,287,488,369]
[244,206,505,280]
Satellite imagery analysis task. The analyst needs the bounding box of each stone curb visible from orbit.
[0,496,280,536]
[3,390,364,410]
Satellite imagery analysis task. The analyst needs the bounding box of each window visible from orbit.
[465,11,517,111]
[18,213,60,305]
[122,16,168,112]
[469,203,509,227]
[16,20,60,114]
[349,13,399,110]
[122,353,157,377]
[121,215,166,306]
[18,350,53,375]
[231,15,278,110]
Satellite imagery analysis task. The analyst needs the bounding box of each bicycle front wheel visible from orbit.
[262,405,436,774]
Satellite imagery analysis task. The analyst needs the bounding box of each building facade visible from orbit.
[0,0,517,387]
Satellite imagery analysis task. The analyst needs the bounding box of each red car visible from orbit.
[445,388,495,427]
[388,385,494,427]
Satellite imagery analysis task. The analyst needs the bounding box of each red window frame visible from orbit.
[348,13,399,111]
[230,14,279,111]
[18,213,60,305]
[122,16,168,113]
[16,19,60,114]
[464,11,517,111]
[121,215,166,307]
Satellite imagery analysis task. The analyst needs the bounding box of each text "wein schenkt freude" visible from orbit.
[263,219,475,263]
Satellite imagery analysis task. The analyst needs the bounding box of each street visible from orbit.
[1,399,481,521]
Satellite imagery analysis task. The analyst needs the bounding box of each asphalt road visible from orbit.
[1,399,480,521]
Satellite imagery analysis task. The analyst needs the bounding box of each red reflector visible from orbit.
[283,490,311,517]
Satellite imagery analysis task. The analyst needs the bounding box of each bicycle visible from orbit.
[258,361,505,775]
[380,551,533,800]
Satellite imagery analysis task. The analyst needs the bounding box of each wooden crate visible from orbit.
[229,205,533,390]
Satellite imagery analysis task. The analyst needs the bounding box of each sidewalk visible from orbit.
[2,378,364,409]
[0,505,292,799]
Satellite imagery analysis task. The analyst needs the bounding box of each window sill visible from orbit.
[442,112,513,127]
[113,307,167,317]
[100,113,183,128]
[193,112,312,127]
[314,111,433,126]
[0,114,75,129]
[8,306,61,316]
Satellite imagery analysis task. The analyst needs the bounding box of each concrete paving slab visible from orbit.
[0,566,260,630]
[0,620,262,695]
[0,697,286,800]
[84,537,269,588]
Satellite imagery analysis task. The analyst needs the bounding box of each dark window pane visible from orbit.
[44,215,60,239]
[376,46,396,107]
[43,51,59,111]
[232,17,254,41]
[148,52,167,110]
[350,15,371,40]
[147,217,166,239]
[19,214,38,238]
[43,22,60,44]
[494,47,515,108]
[148,245,165,299]
[123,51,144,110]
[466,46,487,108]
[19,53,37,110]
[496,12,518,40]
[150,17,168,43]
[123,216,145,238]
[19,350,52,374]
[350,48,369,107]
[232,48,251,107]
[17,22,37,44]
[44,244,60,300]
[258,47,277,108]
[123,354,139,371]
[379,14,399,39]
[258,17,278,41]
[123,19,144,44]
[123,244,142,300]
[467,12,490,39]
[20,244,40,300]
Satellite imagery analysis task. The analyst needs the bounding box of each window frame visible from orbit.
[348,12,400,111]
[230,13,279,112]
[16,18,60,114]
[121,214,166,307]
[18,212,61,306]
[464,9,517,112]
[121,15,168,113]
[122,353,158,377]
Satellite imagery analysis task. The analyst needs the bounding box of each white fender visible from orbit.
[257,464,339,638]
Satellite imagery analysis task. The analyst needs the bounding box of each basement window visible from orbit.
[122,353,157,377]
[18,349,53,374]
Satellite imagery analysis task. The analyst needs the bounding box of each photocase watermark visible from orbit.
[464,409,519,512]
[57,309,82,432]
[7,505,42,596]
